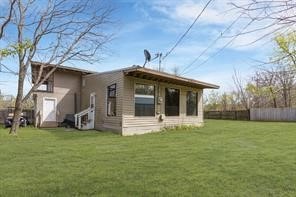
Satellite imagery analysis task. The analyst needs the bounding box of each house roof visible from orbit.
[31,61,97,75]
[123,66,219,89]
[31,61,219,89]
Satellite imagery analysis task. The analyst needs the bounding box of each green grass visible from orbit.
[0,120,296,196]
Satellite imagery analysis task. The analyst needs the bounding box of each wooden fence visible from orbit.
[204,110,250,120]
[0,108,34,124]
[250,108,296,122]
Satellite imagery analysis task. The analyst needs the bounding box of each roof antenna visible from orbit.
[143,49,151,67]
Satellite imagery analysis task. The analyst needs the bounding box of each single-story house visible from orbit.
[32,62,219,136]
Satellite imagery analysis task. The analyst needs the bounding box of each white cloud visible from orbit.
[148,0,243,25]
[141,0,283,52]
[174,2,233,25]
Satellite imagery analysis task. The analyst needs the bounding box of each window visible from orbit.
[165,88,180,116]
[135,84,155,116]
[107,84,116,116]
[32,66,54,92]
[37,84,48,91]
[36,81,53,92]
[186,91,198,116]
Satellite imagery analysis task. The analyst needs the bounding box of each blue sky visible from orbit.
[0,0,278,95]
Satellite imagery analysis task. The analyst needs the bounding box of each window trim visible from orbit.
[33,68,54,93]
[90,92,96,109]
[165,87,180,117]
[107,83,117,116]
[35,80,54,93]
[186,91,198,116]
[134,83,156,117]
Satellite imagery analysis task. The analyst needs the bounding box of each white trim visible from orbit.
[42,97,57,122]
[90,92,96,128]
[90,92,96,109]
[135,94,154,98]
[106,84,117,117]
[85,66,136,77]
[134,83,156,117]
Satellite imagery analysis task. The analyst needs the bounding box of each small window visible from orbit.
[186,91,198,116]
[107,84,116,116]
[32,66,54,93]
[37,84,48,91]
[36,81,53,92]
[135,84,155,116]
[165,88,180,116]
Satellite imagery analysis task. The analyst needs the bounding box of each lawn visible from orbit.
[0,120,296,196]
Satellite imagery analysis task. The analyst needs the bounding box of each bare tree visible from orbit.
[0,0,16,39]
[249,69,278,108]
[242,64,295,108]
[231,0,296,43]
[221,92,228,111]
[250,32,296,107]
[228,91,240,110]
[0,0,114,135]
[274,67,295,107]
[232,69,249,110]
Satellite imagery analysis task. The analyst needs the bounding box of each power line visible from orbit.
[0,63,18,75]
[180,12,244,75]
[182,13,260,75]
[162,0,214,61]
[181,1,280,75]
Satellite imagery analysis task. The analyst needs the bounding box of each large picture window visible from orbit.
[186,91,198,116]
[107,84,116,116]
[165,88,180,116]
[135,84,155,116]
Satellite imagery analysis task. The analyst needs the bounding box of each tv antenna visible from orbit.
[143,49,162,70]
[143,49,151,67]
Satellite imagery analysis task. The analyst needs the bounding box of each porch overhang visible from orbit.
[123,66,219,89]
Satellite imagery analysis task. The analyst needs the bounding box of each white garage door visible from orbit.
[43,98,57,122]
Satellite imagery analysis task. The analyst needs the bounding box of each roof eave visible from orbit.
[31,61,96,75]
[124,67,219,89]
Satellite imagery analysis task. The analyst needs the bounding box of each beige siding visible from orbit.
[122,76,204,136]
[81,71,124,133]
[34,67,206,134]
[35,70,82,127]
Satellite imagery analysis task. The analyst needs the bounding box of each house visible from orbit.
[32,62,219,136]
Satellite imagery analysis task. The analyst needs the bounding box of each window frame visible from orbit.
[36,80,54,93]
[134,83,156,117]
[33,67,54,93]
[107,83,116,116]
[186,91,198,116]
[165,87,180,116]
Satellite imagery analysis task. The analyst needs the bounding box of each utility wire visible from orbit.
[0,63,18,75]
[162,0,214,60]
[181,2,274,75]
[182,14,259,75]
[180,12,244,75]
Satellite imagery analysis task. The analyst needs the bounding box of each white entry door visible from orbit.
[43,98,57,121]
